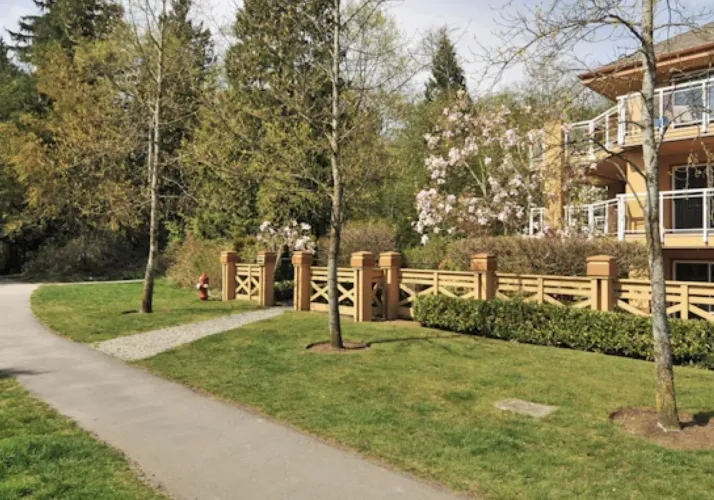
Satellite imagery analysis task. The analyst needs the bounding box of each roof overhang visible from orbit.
[579,42,714,99]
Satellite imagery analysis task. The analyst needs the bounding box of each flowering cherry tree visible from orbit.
[415,91,546,242]
[256,221,316,266]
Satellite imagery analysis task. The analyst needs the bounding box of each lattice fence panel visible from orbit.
[495,273,594,309]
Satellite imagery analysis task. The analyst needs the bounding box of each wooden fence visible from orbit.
[222,249,714,323]
[292,251,386,322]
[220,250,277,306]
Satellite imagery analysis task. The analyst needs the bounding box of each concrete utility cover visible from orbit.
[495,399,558,418]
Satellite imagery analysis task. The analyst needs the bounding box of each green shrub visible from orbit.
[274,280,294,303]
[22,233,146,281]
[413,295,714,369]
[166,236,234,291]
[407,236,648,277]
[317,220,397,266]
[403,238,449,269]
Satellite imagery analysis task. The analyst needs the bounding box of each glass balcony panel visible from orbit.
[662,87,704,127]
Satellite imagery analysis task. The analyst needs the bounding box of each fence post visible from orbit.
[587,255,617,312]
[681,284,690,320]
[257,251,277,307]
[352,251,374,323]
[470,253,497,301]
[379,251,401,320]
[221,251,238,302]
[292,251,313,312]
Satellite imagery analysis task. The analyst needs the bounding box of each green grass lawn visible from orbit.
[138,312,714,499]
[0,377,165,499]
[31,281,259,343]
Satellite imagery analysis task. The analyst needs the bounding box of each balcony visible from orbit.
[529,188,714,247]
[565,75,714,161]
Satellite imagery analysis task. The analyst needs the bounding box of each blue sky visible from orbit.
[0,0,550,87]
[2,0,712,89]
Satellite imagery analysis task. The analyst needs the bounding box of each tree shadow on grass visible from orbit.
[367,333,463,346]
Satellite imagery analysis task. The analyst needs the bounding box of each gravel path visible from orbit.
[96,307,287,361]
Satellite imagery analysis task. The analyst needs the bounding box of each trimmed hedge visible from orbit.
[404,236,648,278]
[413,295,714,369]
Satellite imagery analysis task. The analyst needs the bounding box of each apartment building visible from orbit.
[531,23,714,282]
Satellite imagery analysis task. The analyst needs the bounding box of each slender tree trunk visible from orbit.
[141,1,167,314]
[327,0,344,349]
[640,0,679,430]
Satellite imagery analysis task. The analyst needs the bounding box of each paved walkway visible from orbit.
[0,283,458,500]
[96,307,287,360]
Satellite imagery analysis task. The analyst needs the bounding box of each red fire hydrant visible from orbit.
[197,273,209,301]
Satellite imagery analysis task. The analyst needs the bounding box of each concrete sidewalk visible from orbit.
[0,283,458,500]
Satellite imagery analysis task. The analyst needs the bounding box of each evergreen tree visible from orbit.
[158,0,214,230]
[424,28,467,102]
[0,41,37,120]
[8,0,122,62]
[219,0,336,234]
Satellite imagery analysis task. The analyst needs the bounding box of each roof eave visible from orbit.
[578,41,714,81]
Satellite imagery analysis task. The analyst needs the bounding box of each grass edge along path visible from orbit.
[0,377,165,499]
[138,312,714,500]
[31,280,259,343]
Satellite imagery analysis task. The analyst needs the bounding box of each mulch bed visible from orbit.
[306,340,370,354]
[611,407,714,450]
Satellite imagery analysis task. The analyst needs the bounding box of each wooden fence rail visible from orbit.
[222,249,714,323]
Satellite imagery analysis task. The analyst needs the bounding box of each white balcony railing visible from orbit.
[564,105,622,158]
[529,187,714,242]
[565,74,714,158]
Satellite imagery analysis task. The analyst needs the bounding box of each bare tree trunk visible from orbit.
[327,0,344,349]
[640,0,679,430]
[141,0,167,314]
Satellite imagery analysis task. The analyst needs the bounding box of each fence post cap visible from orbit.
[220,251,238,263]
[470,253,497,272]
[257,250,277,265]
[351,251,375,268]
[291,251,313,266]
[587,255,618,277]
[378,251,401,268]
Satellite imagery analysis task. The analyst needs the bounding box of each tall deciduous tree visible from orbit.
[424,27,467,102]
[122,0,213,313]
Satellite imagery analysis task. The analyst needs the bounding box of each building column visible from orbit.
[543,120,567,232]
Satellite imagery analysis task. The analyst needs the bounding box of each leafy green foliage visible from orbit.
[7,0,123,63]
[166,235,235,291]
[413,295,714,368]
[404,236,648,277]
[316,220,397,266]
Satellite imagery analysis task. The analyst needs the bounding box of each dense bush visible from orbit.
[404,236,648,277]
[317,220,397,266]
[403,238,449,269]
[22,233,146,281]
[413,295,714,369]
[165,236,231,291]
[274,280,294,303]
